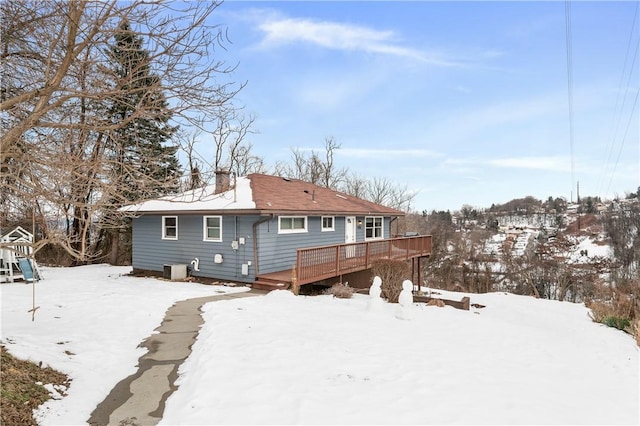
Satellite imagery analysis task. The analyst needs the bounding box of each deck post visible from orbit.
[417,257,422,293]
[365,243,370,267]
[296,250,302,283]
[291,264,299,295]
[411,258,416,292]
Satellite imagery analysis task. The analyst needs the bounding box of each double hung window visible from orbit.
[203,216,222,241]
[365,216,383,240]
[321,216,335,232]
[162,216,178,240]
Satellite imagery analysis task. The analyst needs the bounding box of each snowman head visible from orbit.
[372,276,382,288]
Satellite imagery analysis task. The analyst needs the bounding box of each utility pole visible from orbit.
[577,181,581,231]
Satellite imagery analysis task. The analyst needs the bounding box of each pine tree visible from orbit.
[100,19,181,265]
[108,19,180,202]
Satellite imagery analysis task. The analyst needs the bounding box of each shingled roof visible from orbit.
[249,174,404,216]
[121,173,404,216]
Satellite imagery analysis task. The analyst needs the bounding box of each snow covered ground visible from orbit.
[0,265,248,425]
[567,235,614,263]
[1,265,639,425]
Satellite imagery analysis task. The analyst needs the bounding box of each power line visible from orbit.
[605,87,639,197]
[598,1,640,198]
[564,0,575,202]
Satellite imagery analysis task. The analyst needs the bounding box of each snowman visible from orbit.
[395,279,414,320]
[367,276,384,311]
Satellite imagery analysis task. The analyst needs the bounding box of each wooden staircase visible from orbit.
[252,277,291,291]
[252,269,293,291]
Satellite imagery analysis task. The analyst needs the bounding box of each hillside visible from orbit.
[1,265,638,425]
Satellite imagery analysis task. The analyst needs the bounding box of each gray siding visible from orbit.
[255,216,345,274]
[255,215,394,274]
[132,214,259,283]
[132,214,396,281]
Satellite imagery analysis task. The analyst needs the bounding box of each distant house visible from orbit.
[122,172,431,290]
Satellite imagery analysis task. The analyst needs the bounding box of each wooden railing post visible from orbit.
[291,264,299,295]
[296,249,302,282]
[365,242,370,267]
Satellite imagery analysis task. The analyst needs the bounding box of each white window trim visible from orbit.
[364,216,384,240]
[278,216,308,234]
[162,216,178,240]
[321,216,335,232]
[203,215,223,242]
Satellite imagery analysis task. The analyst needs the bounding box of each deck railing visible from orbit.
[295,235,432,285]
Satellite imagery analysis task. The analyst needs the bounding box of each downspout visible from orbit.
[390,216,399,238]
[235,216,238,278]
[252,214,273,276]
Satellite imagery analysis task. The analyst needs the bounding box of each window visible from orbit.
[365,216,383,240]
[162,216,178,240]
[321,216,335,231]
[278,216,307,234]
[203,216,222,242]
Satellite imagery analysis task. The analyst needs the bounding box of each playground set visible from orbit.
[0,226,41,283]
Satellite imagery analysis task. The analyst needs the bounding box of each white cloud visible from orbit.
[255,16,461,66]
[338,147,443,159]
[444,156,573,173]
[488,156,571,172]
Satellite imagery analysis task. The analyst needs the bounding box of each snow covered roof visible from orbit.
[120,173,405,216]
[120,176,255,214]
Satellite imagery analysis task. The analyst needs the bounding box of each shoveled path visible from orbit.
[88,289,266,426]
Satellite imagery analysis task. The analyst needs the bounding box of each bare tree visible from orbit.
[232,143,267,176]
[210,107,256,175]
[603,204,640,281]
[319,137,346,189]
[276,137,347,189]
[180,131,204,191]
[281,147,323,185]
[1,0,245,263]
[363,176,415,212]
[342,173,369,200]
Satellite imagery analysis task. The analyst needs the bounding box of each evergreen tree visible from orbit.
[108,19,180,202]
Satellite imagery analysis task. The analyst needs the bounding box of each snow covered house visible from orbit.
[122,172,432,290]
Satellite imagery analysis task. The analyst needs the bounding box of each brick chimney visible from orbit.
[214,170,231,194]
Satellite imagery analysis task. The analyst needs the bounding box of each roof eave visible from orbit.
[126,209,405,217]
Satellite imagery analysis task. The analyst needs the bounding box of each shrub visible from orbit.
[586,282,637,339]
[371,259,410,303]
[324,282,354,299]
[602,316,631,331]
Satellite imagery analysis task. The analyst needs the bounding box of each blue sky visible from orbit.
[197,0,639,212]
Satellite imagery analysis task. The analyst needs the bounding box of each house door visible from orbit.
[345,216,357,258]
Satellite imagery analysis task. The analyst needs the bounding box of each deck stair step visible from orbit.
[252,277,291,291]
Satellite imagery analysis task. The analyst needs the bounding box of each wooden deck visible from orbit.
[254,235,432,291]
